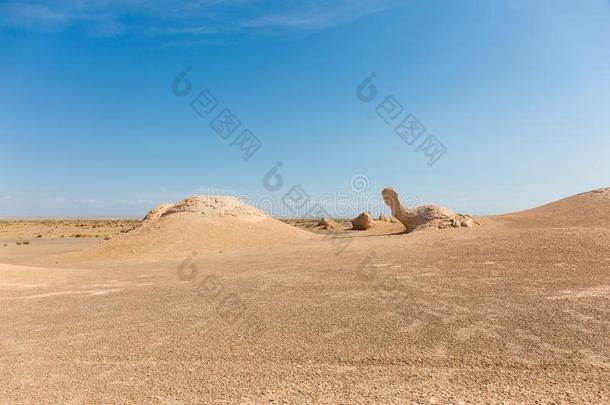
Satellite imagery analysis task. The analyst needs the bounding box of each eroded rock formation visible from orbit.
[318,217,342,231]
[382,188,477,232]
[351,212,375,230]
[378,213,390,222]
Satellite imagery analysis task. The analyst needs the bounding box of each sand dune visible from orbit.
[496,187,610,228]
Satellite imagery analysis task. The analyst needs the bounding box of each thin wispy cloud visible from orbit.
[2,3,73,28]
[242,0,398,30]
[0,0,399,38]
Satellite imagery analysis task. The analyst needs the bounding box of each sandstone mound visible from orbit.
[64,196,317,263]
[382,188,478,233]
[352,212,375,230]
[138,196,266,229]
[498,187,610,228]
[158,196,264,219]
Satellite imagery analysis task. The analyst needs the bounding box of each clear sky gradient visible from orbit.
[1,0,609,218]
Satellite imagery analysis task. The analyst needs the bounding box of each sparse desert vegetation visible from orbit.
[0,219,139,242]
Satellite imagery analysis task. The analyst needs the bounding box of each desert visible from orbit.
[1,188,609,402]
[3,1,610,402]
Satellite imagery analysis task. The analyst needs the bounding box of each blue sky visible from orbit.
[1,0,609,218]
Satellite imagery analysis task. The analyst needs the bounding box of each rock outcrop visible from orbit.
[139,196,266,229]
[378,213,390,222]
[351,212,375,230]
[318,217,342,231]
[382,188,477,232]
[161,196,264,218]
[141,203,173,224]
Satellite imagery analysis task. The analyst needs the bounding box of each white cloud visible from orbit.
[2,3,73,28]
[0,0,399,37]
[242,0,397,30]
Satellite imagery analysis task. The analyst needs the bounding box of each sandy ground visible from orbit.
[1,191,609,403]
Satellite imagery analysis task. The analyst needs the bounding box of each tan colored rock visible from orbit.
[461,218,474,228]
[351,212,375,230]
[142,203,173,224]
[382,188,477,233]
[139,196,267,229]
[318,217,332,227]
[378,213,390,222]
[163,196,265,218]
[317,217,341,231]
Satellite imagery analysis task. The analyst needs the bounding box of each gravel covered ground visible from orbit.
[1,191,609,403]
